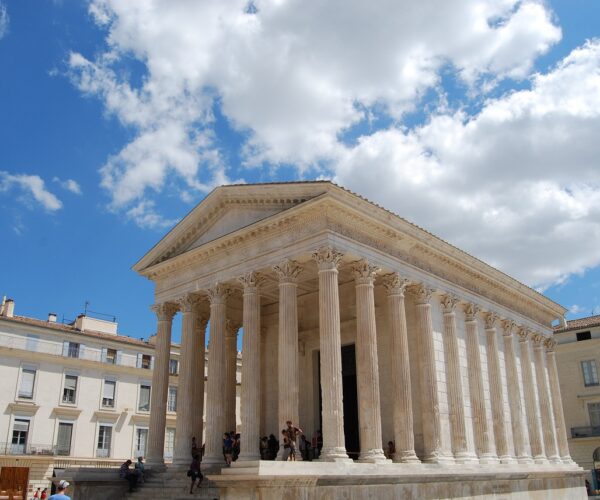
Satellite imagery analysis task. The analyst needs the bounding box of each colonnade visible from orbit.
[144,246,572,469]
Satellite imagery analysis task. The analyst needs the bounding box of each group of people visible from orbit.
[222,431,241,465]
[258,423,324,461]
[119,456,145,493]
[31,487,48,499]
[34,480,69,500]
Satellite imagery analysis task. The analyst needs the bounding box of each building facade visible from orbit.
[133,181,585,499]
[554,314,600,483]
[0,297,241,498]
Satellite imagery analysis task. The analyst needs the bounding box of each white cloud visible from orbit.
[0,2,8,40]
[53,177,82,195]
[0,172,63,211]
[569,304,585,315]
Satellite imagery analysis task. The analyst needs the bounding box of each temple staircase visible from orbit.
[125,468,220,500]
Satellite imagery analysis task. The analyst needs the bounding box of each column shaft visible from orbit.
[441,295,473,462]
[383,274,419,463]
[353,260,386,462]
[225,322,239,434]
[464,304,496,462]
[502,321,532,463]
[533,334,560,462]
[413,285,444,463]
[545,341,572,463]
[484,313,512,462]
[238,272,262,461]
[192,309,208,447]
[147,303,176,469]
[173,295,200,466]
[518,330,545,462]
[203,284,230,465]
[313,246,350,462]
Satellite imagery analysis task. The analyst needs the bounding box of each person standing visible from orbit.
[33,487,41,499]
[223,433,234,465]
[40,488,48,500]
[281,429,293,461]
[285,420,303,459]
[48,480,70,500]
[134,456,145,483]
[188,454,202,494]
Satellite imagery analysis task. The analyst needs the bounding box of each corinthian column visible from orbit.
[273,259,303,460]
[545,339,573,464]
[382,274,419,463]
[238,271,263,461]
[501,320,532,463]
[484,312,513,463]
[173,294,201,466]
[147,302,177,470]
[225,321,240,434]
[517,328,546,463]
[352,260,386,463]
[412,284,445,463]
[203,283,231,466]
[532,333,560,463]
[464,303,496,463]
[192,308,209,446]
[312,246,350,462]
[441,294,475,463]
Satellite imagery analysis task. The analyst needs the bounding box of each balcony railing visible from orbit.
[571,426,600,438]
[0,442,66,456]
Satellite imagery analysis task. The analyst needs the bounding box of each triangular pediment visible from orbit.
[133,182,334,272]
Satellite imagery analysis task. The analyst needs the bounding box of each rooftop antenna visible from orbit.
[84,300,90,316]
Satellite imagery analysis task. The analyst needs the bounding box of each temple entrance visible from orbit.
[316,344,359,460]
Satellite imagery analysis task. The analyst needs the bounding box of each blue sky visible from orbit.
[1,1,599,344]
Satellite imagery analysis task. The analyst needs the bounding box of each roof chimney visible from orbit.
[4,299,14,318]
[0,296,5,316]
[48,313,57,323]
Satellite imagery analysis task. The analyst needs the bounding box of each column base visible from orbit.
[320,447,353,462]
[453,452,479,464]
[145,458,166,472]
[548,455,563,464]
[517,455,534,464]
[202,454,226,466]
[423,452,455,465]
[393,450,421,464]
[499,455,518,464]
[561,456,575,465]
[358,448,389,464]
[238,453,261,462]
[478,453,500,465]
[533,455,549,465]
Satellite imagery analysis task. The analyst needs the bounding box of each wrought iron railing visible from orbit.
[571,426,600,438]
[0,442,66,456]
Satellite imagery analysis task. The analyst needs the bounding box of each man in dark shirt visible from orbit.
[119,459,138,492]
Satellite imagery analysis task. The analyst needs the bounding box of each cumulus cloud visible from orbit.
[0,2,8,40]
[0,172,63,211]
[53,177,82,195]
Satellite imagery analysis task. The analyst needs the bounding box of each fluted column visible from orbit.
[441,294,475,463]
[147,302,177,469]
[238,271,263,461]
[501,320,532,463]
[312,246,350,462]
[273,259,303,460]
[413,284,445,463]
[545,339,573,464]
[352,260,386,463]
[382,274,419,463]
[203,283,231,465]
[225,321,240,434]
[532,333,560,463]
[517,328,546,463]
[192,308,208,445]
[484,312,513,463]
[464,303,496,463]
[173,294,201,466]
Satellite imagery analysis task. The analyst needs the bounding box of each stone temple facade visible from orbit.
[134,181,585,499]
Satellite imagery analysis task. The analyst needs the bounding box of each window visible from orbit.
[62,375,78,404]
[577,331,592,341]
[582,360,599,387]
[590,403,600,427]
[169,359,179,375]
[56,422,73,456]
[106,348,117,364]
[138,384,151,412]
[164,428,175,459]
[102,380,116,408]
[141,354,152,369]
[167,386,177,412]
[18,368,36,399]
[97,425,112,457]
[11,418,29,454]
[67,342,80,358]
[135,428,148,458]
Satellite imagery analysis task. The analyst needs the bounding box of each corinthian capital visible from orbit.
[312,246,343,270]
[463,302,480,322]
[238,271,265,290]
[484,312,499,330]
[501,319,516,337]
[226,319,241,338]
[151,302,178,322]
[516,327,530,342]
[531,333,546,348]
[545,338,557,351]
[411,283,433,305]
[440,293,459,314]
[351,259,380,285]
[381,273,410,296]
[176,294,201,313]
[207,283,231,305]
[273,259,303,283]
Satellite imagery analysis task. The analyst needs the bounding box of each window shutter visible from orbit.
[103,380,116,399]
[62,341,69,357]
[150,356,155,370]
[116,350,123,365]
[64,375,77,391]
[136,353,142,368]
[57,423,73,451]
[20,369,35,397]
[79,344,85,359]
[101,348,107,363]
